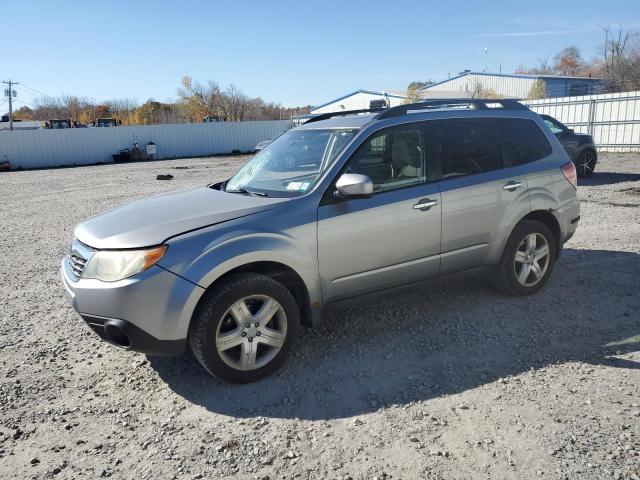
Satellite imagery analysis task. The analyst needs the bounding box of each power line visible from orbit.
[18,82,51,98]
[13,99,35,108]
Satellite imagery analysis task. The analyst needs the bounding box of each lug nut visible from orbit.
[248,337,253,342]
[254,322,259,327]
[256,331,261,336]
[245,323,251,328]
[241,332,247,337]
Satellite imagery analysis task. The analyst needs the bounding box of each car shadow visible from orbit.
[148,248,640,420]
[579,171,640,186]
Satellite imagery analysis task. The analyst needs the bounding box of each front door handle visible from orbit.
[413,198,438,210]
[503,181,523,191]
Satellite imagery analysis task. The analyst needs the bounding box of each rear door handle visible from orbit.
[503,181,523,191]
[413,198,438,210]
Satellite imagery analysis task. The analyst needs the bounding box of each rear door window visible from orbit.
[496,118,553,164]
[431,119,504,178]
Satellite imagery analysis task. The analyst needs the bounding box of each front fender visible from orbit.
[159,228,322,329]
[184,233,320,295]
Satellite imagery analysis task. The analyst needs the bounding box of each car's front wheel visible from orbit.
[575,149,597,178]
[189,273,300,383]
[493,220,557,296]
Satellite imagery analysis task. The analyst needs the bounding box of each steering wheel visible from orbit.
[278,154,296,171]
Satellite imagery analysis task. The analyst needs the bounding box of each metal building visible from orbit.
[420,71,608,99]
[310,89,406,114]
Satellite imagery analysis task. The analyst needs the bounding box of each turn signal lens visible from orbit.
[562,162,577,189]
[142,245,168,270]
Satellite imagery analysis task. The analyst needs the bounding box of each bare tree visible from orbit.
[468,79,502,99]
[601,26,640,90]
[105,98,139,124]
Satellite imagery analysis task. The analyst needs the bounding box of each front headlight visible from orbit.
[82,245,167,282]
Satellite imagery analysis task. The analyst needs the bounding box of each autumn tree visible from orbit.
[404,81,432,104]
[553,46,585,76]
[177,76,222,122]
[107,98,138,124]
[134,100,176,124]
[13,106,35,120]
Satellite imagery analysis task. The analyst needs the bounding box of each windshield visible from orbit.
[226,128,358,197]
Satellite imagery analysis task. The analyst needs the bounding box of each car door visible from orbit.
[432,118,531,274]
[317,123,441,302]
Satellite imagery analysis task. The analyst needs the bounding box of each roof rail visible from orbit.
[375,98,529,120]
[303,108,385,124]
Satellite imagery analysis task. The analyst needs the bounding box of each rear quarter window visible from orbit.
[496,118,552,165]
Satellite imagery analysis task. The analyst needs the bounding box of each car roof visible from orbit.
[295,99,534,131]
[295,114,377,130]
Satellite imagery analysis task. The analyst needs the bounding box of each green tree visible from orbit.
[527,79,549,99]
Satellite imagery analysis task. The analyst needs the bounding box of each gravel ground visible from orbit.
[1,154,639,480]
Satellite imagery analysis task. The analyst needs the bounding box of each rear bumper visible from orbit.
[556,198,580,245]
[61,257,204,356]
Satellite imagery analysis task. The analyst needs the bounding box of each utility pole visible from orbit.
[3,80,19,130]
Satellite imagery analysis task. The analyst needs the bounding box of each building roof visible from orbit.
[421,71,603,90]
[311,89,406,111]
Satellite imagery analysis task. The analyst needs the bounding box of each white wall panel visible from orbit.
[526,91,640,152]
[0,120,292,169]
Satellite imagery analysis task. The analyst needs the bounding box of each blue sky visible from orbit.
[2,0,639,109]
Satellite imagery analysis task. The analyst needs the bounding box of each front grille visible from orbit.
[69,252,87,278]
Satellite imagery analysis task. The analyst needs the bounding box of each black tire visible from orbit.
[575,149,597,178]
[493,220,557,296]
[189,273,300,383]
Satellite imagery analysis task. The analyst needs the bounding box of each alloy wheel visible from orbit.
[578,151,595,177]
[215,295,287,371]
[514,233,550,287]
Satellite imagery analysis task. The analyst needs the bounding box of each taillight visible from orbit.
[562,162,577,189]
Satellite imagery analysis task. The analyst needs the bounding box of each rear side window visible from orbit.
[432,119,503,178]
[496,118,552,165]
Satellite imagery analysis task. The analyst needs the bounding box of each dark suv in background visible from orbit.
[541,114,598,178]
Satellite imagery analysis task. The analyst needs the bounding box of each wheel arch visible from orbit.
[192,261,314,328]
[519,210,562,258]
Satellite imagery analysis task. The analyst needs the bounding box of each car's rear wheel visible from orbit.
[189,273,300,383]
[576,150,597,178]
[493,220,557,296]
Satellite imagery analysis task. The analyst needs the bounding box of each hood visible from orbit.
[74,187,288,249]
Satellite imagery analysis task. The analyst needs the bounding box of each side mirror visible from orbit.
[335,173,374,198]
[567,128,575,135]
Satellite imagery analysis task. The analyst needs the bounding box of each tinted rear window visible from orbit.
[496,118,552,165]
[432,119,504,178]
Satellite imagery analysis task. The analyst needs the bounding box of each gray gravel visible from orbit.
[1,154,639,480]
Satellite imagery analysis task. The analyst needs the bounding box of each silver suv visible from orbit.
[61,99,580,383]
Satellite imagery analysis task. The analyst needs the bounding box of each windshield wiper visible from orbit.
[226,186,268,197]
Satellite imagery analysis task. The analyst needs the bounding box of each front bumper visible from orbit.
[77,314,186,356]
[61,256,204,356]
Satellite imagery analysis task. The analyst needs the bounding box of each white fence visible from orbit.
[525,91,640,152]
[0,120,292,169]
